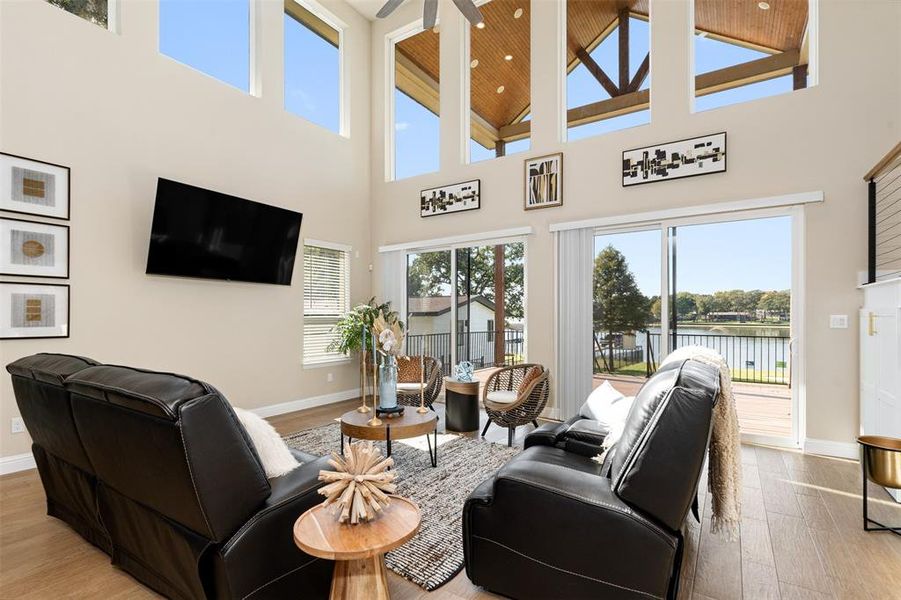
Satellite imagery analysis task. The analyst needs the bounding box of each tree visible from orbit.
[758,290,791,320]
[593,245,650,336]
[48,0,108,26]
[675,292,697,320]
[649,296,662,321]
[695,294,714,319]
[406,243,525,320]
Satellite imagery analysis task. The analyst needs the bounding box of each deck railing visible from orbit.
[406,330,524,376]
[594,331,791,385]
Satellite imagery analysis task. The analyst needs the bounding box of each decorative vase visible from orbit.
[379,355,398,410]
[455,361,474,382]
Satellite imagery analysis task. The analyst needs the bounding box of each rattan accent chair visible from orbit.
[395,355,443,410]
[481,364,550,446]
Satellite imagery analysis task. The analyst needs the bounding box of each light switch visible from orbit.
[829,315,849,329]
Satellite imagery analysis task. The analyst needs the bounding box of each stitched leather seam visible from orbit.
[65,379,178,418]
[241,556,321,599]
[222,485,321,553]
[178,421,215,539]
[472,535,664,599]
[499,474,673,545]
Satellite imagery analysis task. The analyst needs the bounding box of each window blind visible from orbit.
[303,244,349,365]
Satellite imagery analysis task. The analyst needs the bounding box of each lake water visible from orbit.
[639,325,791,384]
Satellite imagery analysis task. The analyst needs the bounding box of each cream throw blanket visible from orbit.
[602,346,742,539]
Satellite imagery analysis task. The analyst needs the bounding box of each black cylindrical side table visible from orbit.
[444,377,480,432]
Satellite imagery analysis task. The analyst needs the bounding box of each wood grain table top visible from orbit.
[293,495,421,561]
[340,409,437,441]
[444,377,480,395]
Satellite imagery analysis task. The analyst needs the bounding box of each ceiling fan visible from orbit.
[376,0,484,30]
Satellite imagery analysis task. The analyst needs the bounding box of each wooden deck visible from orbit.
[471,367,792,439]
[597,374,793,439]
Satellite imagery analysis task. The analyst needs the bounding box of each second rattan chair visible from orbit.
[481,364,550,446]
[395,355,443,410]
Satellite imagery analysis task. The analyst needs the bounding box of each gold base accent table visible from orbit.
[340,409,439,467]
[293,496,421,600]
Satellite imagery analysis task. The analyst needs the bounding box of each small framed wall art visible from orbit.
[0,217,70,278]
[0,152,71,220]
[420,180,480,218]
[0,282,70,339]
[524,153,563,210]
[622,132,727,187]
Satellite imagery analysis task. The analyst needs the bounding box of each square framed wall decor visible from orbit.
[524,153,563,210]
[0,152,71,220]
[0,217,70,278]
[0,282,70,339]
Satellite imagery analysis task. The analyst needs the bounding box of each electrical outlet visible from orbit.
[327,372,334,383]
[11,417,25,434]
[829,315,849,329]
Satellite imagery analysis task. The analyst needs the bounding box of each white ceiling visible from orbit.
[346,0,402,21]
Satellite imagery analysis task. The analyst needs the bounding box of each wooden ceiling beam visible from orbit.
[500,49,802,139]
[695,48,800,97]
[284,0,338,48]
[627,53,650,93]
[618,7,630,91]
[575,47,620,98]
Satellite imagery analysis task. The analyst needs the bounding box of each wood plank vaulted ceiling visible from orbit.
[396,0,808,139]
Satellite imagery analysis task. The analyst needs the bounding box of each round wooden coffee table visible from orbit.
[340,409,439,467]
[294,496,421,600]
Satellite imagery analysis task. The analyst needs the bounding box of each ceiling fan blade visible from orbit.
[376,0,405,19]
[451,0,484,27]
[423,0,438,29]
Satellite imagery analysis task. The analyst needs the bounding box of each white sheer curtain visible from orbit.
[380,250,404,316]
[556,227,594,420]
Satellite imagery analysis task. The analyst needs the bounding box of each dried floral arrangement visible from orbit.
[317,441,398,524]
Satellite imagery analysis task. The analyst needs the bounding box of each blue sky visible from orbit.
[594,216,792,296]
[159,0,250,91]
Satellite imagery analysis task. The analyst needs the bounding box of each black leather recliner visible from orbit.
[463,358,720,600]
[7,353,332,600]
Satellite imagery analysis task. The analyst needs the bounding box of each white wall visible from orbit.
[0,0,372,458]
[369,0,901,449]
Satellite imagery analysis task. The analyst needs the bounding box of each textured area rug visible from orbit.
[283,423,518,591]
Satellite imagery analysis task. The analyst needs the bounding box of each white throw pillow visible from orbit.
[233,407,301,478]
[579,381,631,429]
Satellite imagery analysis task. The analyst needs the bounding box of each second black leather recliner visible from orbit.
[462,358,721,600]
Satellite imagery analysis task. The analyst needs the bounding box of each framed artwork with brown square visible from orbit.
[0,152,70,220]
[524,153,562,210]
[0,282,70,339]
[0,217,69,278]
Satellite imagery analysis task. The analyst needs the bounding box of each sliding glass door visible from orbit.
[405,240,526,376]
[591,209,800,445]
[669,215,794,439]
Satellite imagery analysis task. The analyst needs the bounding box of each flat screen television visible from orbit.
[146,178,303,285]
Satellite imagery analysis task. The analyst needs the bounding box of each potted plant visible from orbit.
[327,297,404,357]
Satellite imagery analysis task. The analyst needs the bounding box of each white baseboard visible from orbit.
[250,388,363,419]
[0,452,36,476]
[804,438,859,460]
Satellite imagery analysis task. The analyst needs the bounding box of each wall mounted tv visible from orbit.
[146,178,303,285]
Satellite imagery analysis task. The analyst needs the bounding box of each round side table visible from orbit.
[340,409,438,466]
[444,377,480,432]
[293,496,421,600]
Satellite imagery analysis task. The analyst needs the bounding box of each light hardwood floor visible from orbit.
[1,398,899,600]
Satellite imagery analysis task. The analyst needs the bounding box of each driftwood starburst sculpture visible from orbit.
[317,441,397,524]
